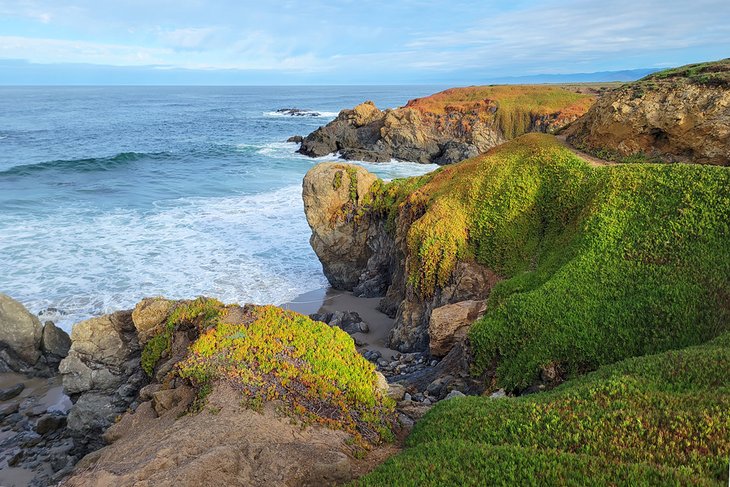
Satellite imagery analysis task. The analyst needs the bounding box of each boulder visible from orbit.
[428,300,487,357]
[41,321,71,360]
[302,163,379,290]
[0,293,43,367]
[0,382,25,400]
[131,297,173,344]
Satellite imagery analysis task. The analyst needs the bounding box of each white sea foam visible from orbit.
[0,185,328,331]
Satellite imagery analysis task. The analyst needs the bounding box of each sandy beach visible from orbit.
[283,287,398,360]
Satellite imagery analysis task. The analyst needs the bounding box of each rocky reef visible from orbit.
[298,85,596,164]
[565,58,730,165]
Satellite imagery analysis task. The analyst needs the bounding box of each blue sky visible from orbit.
[0,0,728,84]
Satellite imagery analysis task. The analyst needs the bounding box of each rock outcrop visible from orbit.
[62,383,374,487]
[59,310,146,455]
[302,164,501,355]
[0,293,71,376]
[298,85,596,165]
[565,59,730,165]
[428,300,487,357]
[302,163,379,290]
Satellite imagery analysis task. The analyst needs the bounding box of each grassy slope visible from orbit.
[365,134,729,390]
[356,333,730,486]
[404,85,596,138]
[641,58,730,88]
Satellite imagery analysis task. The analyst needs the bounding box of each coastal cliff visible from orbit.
[303,133,730,382]
[298,85,596,164]
[565,59,730,165]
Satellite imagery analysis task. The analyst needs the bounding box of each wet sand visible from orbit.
[283,287,399,360]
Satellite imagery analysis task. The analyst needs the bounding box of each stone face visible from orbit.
[428,300,487,357]
[390,261,500,353]
[302,163,379,290]
[566,78,730,165]
[0,293,43,366]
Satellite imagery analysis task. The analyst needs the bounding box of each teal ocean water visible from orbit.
[0,86,441,330]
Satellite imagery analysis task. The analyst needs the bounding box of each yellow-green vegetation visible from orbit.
[643,58,730,88]
[355,334,730,486]
[366,134,729,389]
[176,304,395,445]
[141,297,225,376]
[405,85,595,138]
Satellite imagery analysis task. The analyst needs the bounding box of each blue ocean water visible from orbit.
[0,86,442,330]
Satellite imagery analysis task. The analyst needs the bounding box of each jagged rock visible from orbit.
[287,135,304,143]
[299,87,593,165]
[428,300,487,357]
[302,162,379,290]
[0,293,43,367]
[59,310,146,455]
[566,62,730,165]
[390,261,500,353]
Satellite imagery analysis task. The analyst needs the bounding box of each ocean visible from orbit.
[0,85,442,331]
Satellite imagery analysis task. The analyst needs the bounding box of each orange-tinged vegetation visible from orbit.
[405,85,595,138]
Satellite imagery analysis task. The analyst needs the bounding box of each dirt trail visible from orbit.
[555,134,615,167]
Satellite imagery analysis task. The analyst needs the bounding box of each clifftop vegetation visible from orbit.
[141,299,396,446]
[364,133,729,389]
[641,58,730,87]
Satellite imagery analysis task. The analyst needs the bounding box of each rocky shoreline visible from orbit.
[0,285,473,487]
[295,85,597,165]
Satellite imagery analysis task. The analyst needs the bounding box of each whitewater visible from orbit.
[0,86,441,330]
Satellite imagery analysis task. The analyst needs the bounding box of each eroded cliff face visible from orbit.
[299,85,595,165]
[302,163,501,355]
[565,60,730,165]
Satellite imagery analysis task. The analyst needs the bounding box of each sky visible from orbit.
[0,0,728,85]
